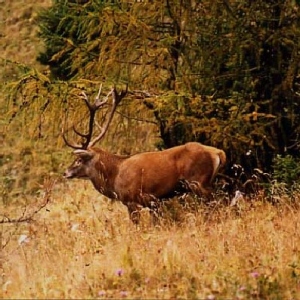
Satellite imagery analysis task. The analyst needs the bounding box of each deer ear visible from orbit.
[73,149,94,161]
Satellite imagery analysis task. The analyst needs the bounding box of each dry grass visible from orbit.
[0,0,51,81]
[2,180,300,299]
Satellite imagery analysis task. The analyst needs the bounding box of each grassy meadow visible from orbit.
[2,180,300,299]
[2,1,300,299]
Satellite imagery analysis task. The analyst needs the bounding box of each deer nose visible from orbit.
[63,170,72,178]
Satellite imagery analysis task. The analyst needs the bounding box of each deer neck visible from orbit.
[89,149,126,199]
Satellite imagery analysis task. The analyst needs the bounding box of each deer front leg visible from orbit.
[148,198,163,225]
[126,202,142,224]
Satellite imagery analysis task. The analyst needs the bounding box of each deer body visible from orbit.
[62,85,226,223]
[64,142,226,222]
[115,142,223,200]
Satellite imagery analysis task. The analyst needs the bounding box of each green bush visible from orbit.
[272,154,300,187]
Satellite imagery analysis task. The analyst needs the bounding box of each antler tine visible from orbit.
[62,127,84,150]
[88,85,127,148]
[79,86,105,111]
[94,86,113,108]
[62,85,127,150]
[63,88,103,150]
[76,86,111,149]
[72,124,89,138]
[65,90,96,149]
[95,84,102,101]
[80,91,93,110]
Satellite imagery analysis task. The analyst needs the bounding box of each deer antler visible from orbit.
[88,85,128,148]
[62,84,127,149]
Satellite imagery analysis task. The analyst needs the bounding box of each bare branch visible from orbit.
[0,179,55,224]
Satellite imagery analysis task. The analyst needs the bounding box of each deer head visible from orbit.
[62,84,128,150]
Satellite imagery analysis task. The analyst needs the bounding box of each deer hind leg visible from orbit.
[188,180,214,202]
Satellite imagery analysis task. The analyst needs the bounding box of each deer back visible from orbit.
[113,142,225,204]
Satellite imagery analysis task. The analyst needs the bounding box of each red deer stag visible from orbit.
[63,86,226,223]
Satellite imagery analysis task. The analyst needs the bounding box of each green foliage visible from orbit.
[272,154,300,187]
[37,0,105,79]
[36,0,182,86]
[2,67,158,202]
[34,0,300,175]
[3,0,300,201]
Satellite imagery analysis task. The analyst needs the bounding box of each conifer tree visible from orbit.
[27,0,300,172]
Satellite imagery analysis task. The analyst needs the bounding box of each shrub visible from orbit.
[272,154,300,187]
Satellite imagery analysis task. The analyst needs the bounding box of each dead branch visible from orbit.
[0,178,55,224]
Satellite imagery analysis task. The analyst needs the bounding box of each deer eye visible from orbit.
[75,158,83,166]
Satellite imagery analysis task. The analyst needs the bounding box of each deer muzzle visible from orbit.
[63,169,74,179]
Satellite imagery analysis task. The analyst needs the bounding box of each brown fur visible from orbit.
[64,142,226,223]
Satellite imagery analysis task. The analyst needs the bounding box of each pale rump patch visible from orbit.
[211,154,221,182]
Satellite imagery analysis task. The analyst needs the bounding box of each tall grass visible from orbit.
[2,180,300,299]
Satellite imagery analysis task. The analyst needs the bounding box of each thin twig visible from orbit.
[0,179,55,224]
